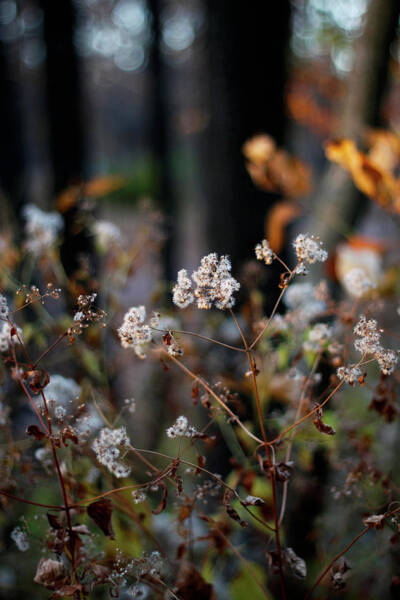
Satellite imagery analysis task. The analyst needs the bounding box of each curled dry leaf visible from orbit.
[26,424,46,440]
[243,134,312,198]
[283,547,307,579]
[152,480,168,515]
[223,491,247,528]
[87,498,115,538]
[331,558,351,591]
[274,461,294,482]
[313,404,336,436]
[241,495,265,507]
[24,369,50,394]
[363,513,386,529]
[34,558,69,590]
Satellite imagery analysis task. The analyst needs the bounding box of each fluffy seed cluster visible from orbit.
[0,294,9,320]
[337,365,362,384]
[354,315,398,375]
[172,270,194,308]
[166,415,198,438]
[117,306,155,359]
[92,427,131,478]
[11,526,29,552]
[45,374,81,406]
[132,490,147,504]
[303,323,332,352]
[343,268,375,298]
[255,239,274,265]
[294,234,328,265]
[172,253,240,310]
[23,204,63,255]
[0,322,22,353]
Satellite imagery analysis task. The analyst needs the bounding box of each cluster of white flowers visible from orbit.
[93,220,121,249]
[343,268,375,298]
[132,490,147,504]
[118,306,157,359]
[166,415,198,439]
[0,294,9,320]
[0,322,22,353]
[45,374,81,406]
[353,315,398,375]
[294,234,328,265]
[172,270,194,309]
[23,204,63,255]
[337,365,362,384]
[255,239,274,265]
[303,323,332,352]
[10,526,29,552]
[172,253,240,310]
[92,427,131,478]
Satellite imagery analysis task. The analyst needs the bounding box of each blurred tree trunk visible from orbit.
[39,0,94,287]
[39,0,85,194]
[202,0,291,272]
[147,0,175,280]
[0,40,26,228]
[307,0,399,262]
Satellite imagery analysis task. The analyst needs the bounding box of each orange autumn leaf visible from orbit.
[243,134,312,198]
[325,133,400,214]
[266,201,301,253]
[56,175,125,213]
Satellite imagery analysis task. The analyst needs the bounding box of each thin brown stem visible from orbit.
[230,309,286,599]
[164,350,263,444]
[304,527,370,599]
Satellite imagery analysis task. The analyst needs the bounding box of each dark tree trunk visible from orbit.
[39,0,94,286]
[203,0,291,270]
[39,0,85,194]
[0,40,26,226]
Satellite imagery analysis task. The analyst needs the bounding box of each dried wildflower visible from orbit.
[166,415,198,438]
[375,348,398,375]
[172,269,194,309]
[167,340,184,357]
[132,490,147,504]
[10,526,29,551]
[173,253,240,310]
[92,427,131,478]
[117,306,152,358]
[343,268,375,298]
[23,204,63,255]
[71,292,106,336]
[337,365,363,384]
[0,322,22,353]
[0,294,9,320]
[303,323,332,352]
[354,315,382,355]
[353,315,398,375]
[293,233,327,265]
[255,239,274,265]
